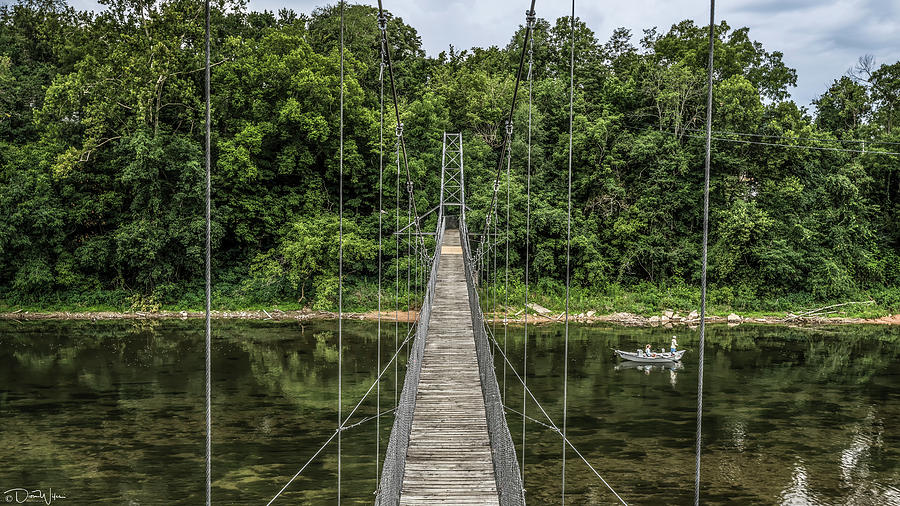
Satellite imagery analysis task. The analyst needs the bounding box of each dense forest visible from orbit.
[1,0,898,315]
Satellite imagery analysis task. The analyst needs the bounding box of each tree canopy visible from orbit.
[1,0,898,312]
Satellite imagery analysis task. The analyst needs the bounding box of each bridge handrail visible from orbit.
[375,214,446,505]
[459,220,525,506]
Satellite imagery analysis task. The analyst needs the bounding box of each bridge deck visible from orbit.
[399,229,499,505]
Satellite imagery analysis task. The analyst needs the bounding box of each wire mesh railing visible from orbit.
[459,219,525,506]
[375,214,446,505]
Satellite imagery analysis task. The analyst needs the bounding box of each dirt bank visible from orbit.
[1,309,897,326]
[0,308,419,323]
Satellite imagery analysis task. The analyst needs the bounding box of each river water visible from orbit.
[1,320,898,504]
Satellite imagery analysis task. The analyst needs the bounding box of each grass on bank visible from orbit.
[2,277,898,319]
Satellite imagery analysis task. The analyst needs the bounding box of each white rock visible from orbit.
[664,310,675,318]
[648,315,661,324]
[688,310,699,320]
[727,313,742,323]
[527,303,553,315]
[586,310,596,317]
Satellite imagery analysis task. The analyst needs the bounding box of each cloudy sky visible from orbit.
[58,0,900,106]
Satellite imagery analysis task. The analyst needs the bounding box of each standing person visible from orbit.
[671,335,678,353]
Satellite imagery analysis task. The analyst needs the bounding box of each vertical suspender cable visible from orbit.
[522,9,535,489]
[476,0,537,254]
[696,1,715,504]
[485,208,490,323]
[377,13,386,487]
[395,130,400,407]
[562,1,575,503]
[337,1,345,502]
[203,1,211,504]
[376,0,426,243]
[415,217,420,320]
[407,197,411,339]
[492,199,498,346]
[504,121,511,404]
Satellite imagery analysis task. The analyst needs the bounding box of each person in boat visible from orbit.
[644,344,653,357]
[671,335,678,354]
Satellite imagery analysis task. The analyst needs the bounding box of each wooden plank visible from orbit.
[399,229,499,505]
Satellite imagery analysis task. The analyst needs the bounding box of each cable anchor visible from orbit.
[525,9,536,28]
[377,13,387,32]
[395,123,403,138]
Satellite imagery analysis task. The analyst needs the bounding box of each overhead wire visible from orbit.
[620,120,900,157]
[691,133,900,156]
[682,125,900,147]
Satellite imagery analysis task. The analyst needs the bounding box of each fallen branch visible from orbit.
[784,300,874,321]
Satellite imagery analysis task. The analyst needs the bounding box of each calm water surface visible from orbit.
[1,320,898,504]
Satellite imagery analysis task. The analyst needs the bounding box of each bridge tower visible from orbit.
[438,132,465,228]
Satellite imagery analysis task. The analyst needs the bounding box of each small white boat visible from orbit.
[615,349,686,363]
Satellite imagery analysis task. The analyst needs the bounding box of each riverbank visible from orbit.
[2,308,898,326]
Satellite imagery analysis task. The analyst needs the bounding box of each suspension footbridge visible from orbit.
[201,0,718,503]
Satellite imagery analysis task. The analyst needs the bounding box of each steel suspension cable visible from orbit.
[521,10,535,485]
[696,1,715,504]
[267,327,419,505]
[376,12,387,486]
[203,1,211,503]
[475,0,537,262]
[337,1,345,501]
[407,196,411,340]
[505,404,628,505]
[562,1,575,502]
[375,0,427,247]
[492,197,498,353]
[395,127,400,407]
[481,320,627,505]
[504,121,511,404]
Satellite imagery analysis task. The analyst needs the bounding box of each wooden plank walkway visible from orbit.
[400,229,499,505]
